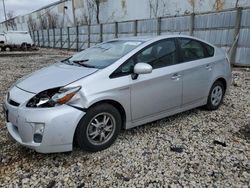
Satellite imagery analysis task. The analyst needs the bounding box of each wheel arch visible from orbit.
[73,99,127,148]
[205,76,227,110]
[213,77,227,92]
[86,99,127,130]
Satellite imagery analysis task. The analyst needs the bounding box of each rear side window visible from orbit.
[205,43,214,57]
[178,38,214,62]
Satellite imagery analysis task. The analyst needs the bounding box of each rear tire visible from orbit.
[76,104,121,152]
[205,81,225,110]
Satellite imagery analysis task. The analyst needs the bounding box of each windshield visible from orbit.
[65,40,143,69]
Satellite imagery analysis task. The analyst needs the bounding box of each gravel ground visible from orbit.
[0,49,249,187]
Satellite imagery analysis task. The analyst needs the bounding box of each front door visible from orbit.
[130,39,182,121]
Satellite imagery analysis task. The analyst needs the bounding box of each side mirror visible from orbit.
[134,63,152,75]
[132,63,153,80]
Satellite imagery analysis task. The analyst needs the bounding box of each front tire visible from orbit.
[76,104,121,152]
[205,81,225,110]
[4,46,11,52]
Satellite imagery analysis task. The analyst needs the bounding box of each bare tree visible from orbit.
[149,0,159,18]
[149,0,169,18]
[6,11,16,30]
[38,13,48,29]
[235,0,240,7]
[189,0,196,13]
[76,12,88,25]
[95,0,100,24]
[27,15,37,31]
[47,12,59,28]
[85,0,101,24]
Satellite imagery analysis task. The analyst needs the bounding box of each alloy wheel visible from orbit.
[86,112,116,146]
[211,85,223,106]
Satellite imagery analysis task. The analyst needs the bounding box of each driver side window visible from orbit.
[110,39,177,78]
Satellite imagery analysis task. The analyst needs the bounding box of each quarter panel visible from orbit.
[210,57,231,91]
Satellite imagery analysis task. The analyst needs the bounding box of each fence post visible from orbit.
[28,28,32,41]
[37,30,40,47]
[76,25,79,51]
[134,20,138,36]
[47,29,50,48]
[32,30,35,44]
[189,13,195,36]
[53,28,55,48]
[67,27,70,50]
[88,24,90,48]
[115,22,118,38]
[100,24,103,42]
[230,7,243,65]
[32,30,36,44]
[42,30,44,47]
[60,27,63,49]
[157,17,161,35]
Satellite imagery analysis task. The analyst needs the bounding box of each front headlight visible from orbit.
[26,86,81,108]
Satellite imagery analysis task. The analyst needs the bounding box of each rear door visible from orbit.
[177,38,215,105]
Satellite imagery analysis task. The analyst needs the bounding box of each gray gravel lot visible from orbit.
[0,49,249,187]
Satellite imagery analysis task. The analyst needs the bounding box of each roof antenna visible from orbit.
[179,31,182,35]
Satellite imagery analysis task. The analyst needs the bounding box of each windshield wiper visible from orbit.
[61,56,73,65]
[61,56,72,63]
[73,60,96,68]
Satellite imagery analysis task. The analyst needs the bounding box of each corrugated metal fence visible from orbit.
[31,7,250,66]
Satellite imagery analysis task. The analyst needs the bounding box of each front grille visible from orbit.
[8,99,20,107]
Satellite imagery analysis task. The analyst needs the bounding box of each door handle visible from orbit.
[171,73,181,80]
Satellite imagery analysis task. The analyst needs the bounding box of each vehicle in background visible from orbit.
[0,31,34,51]
[0,33,6,51]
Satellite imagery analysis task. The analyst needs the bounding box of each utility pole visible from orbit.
[2,0,8,30]
[72,0,76,26]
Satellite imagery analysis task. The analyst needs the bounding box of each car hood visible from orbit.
[16,62,98,93]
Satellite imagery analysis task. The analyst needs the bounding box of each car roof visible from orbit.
[112,34,215,48]
[112,34,199,42]
[113,36,154,42]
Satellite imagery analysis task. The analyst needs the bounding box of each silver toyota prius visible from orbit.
[3,35,231,153]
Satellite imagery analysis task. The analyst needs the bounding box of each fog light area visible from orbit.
[33,123,45,143]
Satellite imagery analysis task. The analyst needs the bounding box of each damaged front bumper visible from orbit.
[4,87,85,153]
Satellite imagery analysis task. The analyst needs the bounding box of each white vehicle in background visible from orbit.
[0,33,6,51]
[0,31,34,51]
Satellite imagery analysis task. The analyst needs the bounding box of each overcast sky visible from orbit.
[0,0,59,22]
